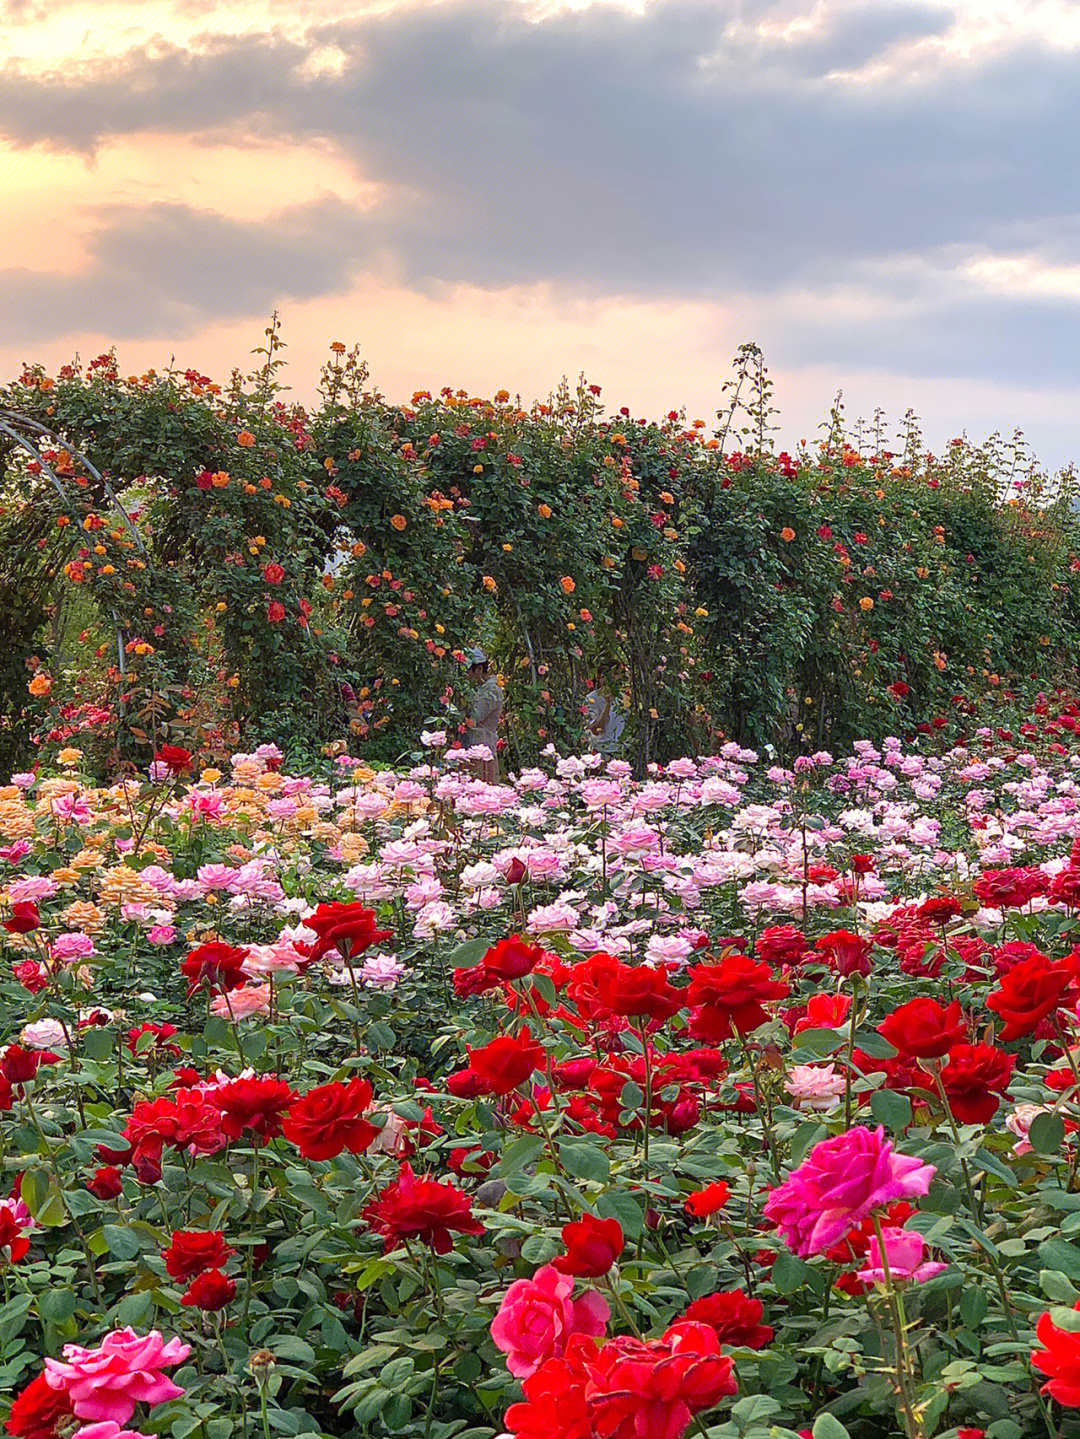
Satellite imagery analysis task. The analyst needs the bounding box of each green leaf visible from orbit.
[1040,1270,1080,1305]
[38,1289,76,1323]
[771,1251,813,1295]
[1038,1239,1080,1282]
[449,937,490,969]
[731,1395,782,1428]
[558,1141,610,1185]
[811,1417,850,1439]
[1029,1111,1066,1155]
[103,1224,141,1260]
[870,1089,912,1132]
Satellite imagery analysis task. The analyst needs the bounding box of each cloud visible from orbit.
[1,0,1079,461]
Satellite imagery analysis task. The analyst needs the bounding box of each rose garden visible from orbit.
[4,342,1080,1439]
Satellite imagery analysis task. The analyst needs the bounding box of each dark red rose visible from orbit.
[446,1067,488,1098]
[158,744,194,774]
[483,935,543,980]
[974,868,1048,909]
[877,997,967,1059]
[6,1374,75,1439]
[465,1030,543,1095]
[687,955,790,1040]
[363,1162,485,1254]
[0,1045,41,1084]
[939,1043,1016,1123]
[504,857,528,886]
[86,1166,124,1200]
[3,901,40,934]
[127,1022,182,1058]
[591,955,683,1023]
[681,1289,774,1350]
[304,901,392,964]
[281,1078,377,1161]
[181,1268,237,1310]
[754,925,809,967]
[553,1214,624,1276]
[815,929,874,978]
[163,1229,236,1281]
[987,955,1073,1041]
[181,940,249,996]
[215,1075,297,1142]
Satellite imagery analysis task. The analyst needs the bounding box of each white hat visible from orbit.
[467,647,488,666]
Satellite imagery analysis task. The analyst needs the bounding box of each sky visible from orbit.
[3,0,1080,466]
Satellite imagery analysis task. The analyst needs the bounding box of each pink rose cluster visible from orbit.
[763,1125,936,1257]
[44,1326,191,1424]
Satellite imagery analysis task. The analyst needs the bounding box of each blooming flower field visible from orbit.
[9,707,1080,1439]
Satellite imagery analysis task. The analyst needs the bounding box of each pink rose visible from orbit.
[74,1425,156,1439]
[490,1264,609,1379]
[763,1125,936,1257]
[44,1327,191,1423]
[857,1227,949,1285]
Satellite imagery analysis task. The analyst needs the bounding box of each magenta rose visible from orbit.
[763,1125,936,1257]
[490,1264,609,1379]
[44,1328,191,1423]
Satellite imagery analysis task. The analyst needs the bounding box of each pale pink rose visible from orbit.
[785,1063,846,1111]
[490,1264,609,1379]
[857,1227,948,1285]
[763,1125,936,1257]
[44,1327,191,1422]
[211,984,271,1020]
[147,925,177,947]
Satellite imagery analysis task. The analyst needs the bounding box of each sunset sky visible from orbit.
[4,0,1080,464]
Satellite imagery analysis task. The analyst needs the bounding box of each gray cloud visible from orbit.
[3,0,1080,453]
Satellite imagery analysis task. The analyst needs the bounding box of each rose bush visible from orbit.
[7,696,1080,1437]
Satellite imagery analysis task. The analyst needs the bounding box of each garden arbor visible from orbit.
[0,410,146,772]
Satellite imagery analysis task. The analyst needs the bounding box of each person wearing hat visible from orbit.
[466,648,503,783]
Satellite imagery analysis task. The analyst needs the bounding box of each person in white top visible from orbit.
[466,648,503,782]
[583,687,626,756]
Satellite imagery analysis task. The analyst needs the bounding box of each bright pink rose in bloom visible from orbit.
[763,1125,936,1257]
[491,1264,609,1379]
[856,1227,948,1285]
[44,1328,191,1423]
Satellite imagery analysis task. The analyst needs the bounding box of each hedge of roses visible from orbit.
[3,342,1079,775]
[8,699,1080,1438]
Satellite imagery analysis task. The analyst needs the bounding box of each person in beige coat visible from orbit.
[466,648,502,783]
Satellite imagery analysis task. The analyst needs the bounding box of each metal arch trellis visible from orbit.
[0,409,150,687]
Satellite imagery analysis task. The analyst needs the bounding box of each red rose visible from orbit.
[815,929,874,978]
[157,744,193,774]
[0,1045,41,1084]
[939,1044,1016,1123]
[754,925,809,967]
[281,1077,377,1161]
[687,955,790,1040]
[792,993,852,1033]
[504,857,528,886]
[586,1322,738,1438]
[163,1229,236,1281]
[303,901,392,964]
[553,1214,624,1276]
[3,901,40,934]
[877,997,967,1059]
[267,600,286,623]
[681,1289,774,1349]
[504,1336,594,1439]
[364,1162,485,1254]
[974,868,1048,909]
[1033,1304,1080,1406]
[127,1022,182,1058]
[86,1166,124,1200]
[987,955,1073,1041]
[181,940,249,996]
[591,955,683,1023]
[181,1268,237,1311]
[483,935,543,980]
[124,1088,227,1166]
[918,896,962,923]
[263,562,285,585]
[215,1075,297,1141]
[0,1205,30,1262]
[466,1030,543,1096]
[684,1182,730,1218]
[6,1374,75,1439]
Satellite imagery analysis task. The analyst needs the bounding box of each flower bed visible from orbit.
[7,708,1080,1439]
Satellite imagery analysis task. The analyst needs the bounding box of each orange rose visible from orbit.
[237,430,255,447]
[28,674,52,698]
[390,515,407,531]
[560,576,576,594]
[781,527,796,542]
